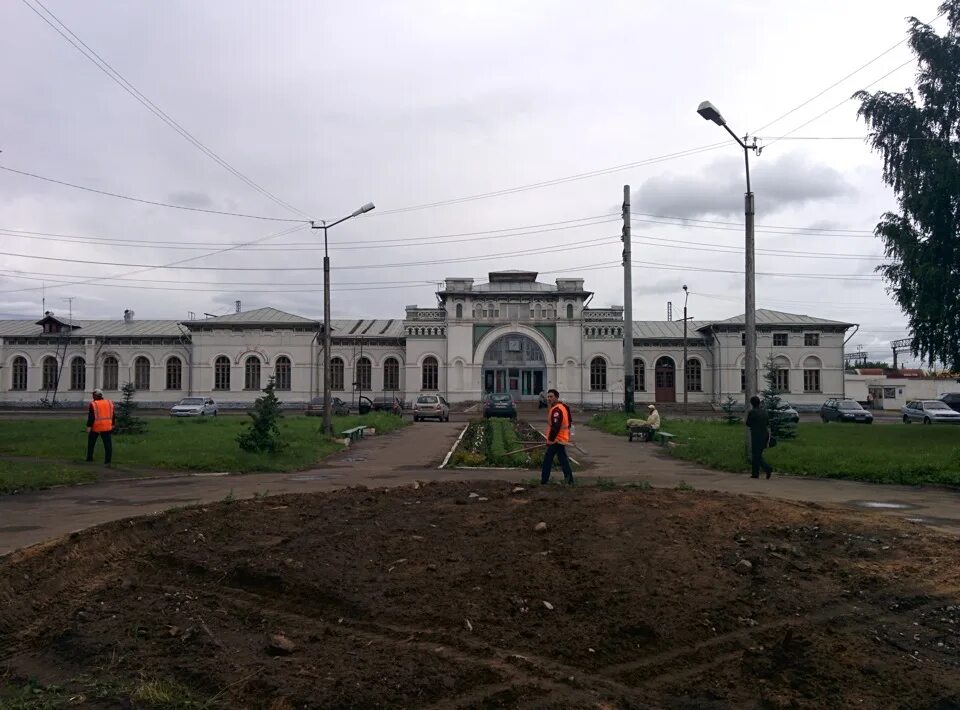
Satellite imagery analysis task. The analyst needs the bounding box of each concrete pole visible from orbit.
[323,225,333,436]
[622,185,635,413]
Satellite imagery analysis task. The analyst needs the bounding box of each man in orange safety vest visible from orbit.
[541,388,574,485]
[86,388,115,465]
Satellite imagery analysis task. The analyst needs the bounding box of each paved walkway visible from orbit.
[2,421,959,556]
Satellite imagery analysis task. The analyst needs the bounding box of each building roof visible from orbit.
[702,308,854,328]
[472,280,559,293]
[633,321,711,339]
[182,307,319,327]
[330,319,405,337]
[0,319,186,337]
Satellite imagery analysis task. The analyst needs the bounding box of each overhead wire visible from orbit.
[19,0,310,219]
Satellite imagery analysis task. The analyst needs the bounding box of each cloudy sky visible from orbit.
[0,0,945,365]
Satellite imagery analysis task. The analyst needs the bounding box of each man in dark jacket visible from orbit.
[745,395,773,479]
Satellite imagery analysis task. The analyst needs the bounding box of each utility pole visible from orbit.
[682,286,690,415]
[622,185,635,413]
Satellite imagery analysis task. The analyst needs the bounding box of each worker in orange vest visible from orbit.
[541,388,574,485]
[86,388,115,465]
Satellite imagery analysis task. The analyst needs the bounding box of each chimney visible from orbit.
[123,309,134,322]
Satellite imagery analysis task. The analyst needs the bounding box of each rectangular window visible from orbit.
[803,369,820,392]
[774,368,789,392]
[633,359,645,392]
[741,332,746,346]
[805,333,820,347]
[773,333,788,347]
[740,368,746,392]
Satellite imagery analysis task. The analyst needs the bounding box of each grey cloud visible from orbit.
[167,191,214,209]
[633,154,855,219]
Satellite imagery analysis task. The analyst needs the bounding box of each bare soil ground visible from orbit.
[2,480,960,709]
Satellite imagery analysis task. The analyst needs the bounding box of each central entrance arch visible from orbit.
[482,333,546,400]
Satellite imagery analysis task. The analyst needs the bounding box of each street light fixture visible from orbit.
[311,201,376,436]
[697,100,759,411]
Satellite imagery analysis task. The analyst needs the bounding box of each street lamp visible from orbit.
[311,201,375,436]
[697,100,759,411]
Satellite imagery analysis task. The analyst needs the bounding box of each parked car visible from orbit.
[484,393,517,419]
[775,404,800,424]
[170,397,218,417]
[305,396,349,417]
[902,400,960,424]
[413,394,449,422]
[939,392,960,414]
[820,398,873,424]
[371,396,404,415]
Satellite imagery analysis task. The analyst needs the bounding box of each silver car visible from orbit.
[170,396,218,417]
[902,400,960,424]
[413,394,450,422]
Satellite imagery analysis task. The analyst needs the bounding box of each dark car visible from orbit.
[820,398,873,424]
[940,392,960,414]
[484,393,517,419]
[305,396,349,417]
[371,396,404,415]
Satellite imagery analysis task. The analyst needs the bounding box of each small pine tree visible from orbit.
[237,376,286,454]
[113,382,148,435]
[761,355,797,440]
[720,395,741,425]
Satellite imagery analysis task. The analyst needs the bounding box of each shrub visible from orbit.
[236,377,286,454]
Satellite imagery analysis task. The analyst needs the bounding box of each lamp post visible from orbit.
[311,202,375,435]
[697,101,759,411]
[682,285,689,415]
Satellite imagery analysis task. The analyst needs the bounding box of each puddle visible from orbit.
[850,500,916,510]
[288,473,335,481]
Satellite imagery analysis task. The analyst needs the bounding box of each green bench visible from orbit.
[340,426,366,442]
[652,431,676,446]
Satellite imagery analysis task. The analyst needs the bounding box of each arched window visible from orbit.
[275,356,291,390]
[41,356,58,390]
[685,359,702,392]
[422,356,438,391]
[566,303,574,319]
[102,356,119,391]
[134,356,150,390]
[455,303,463,319]
[590,357,607,391]
[633,358,645,392]
[70,357,86,391]
[166,357,182,390]
[330,357,344,391]
[11,356,27,390]
[214,356,231,390]
[383,357,400,391]
[803,355,822,392]
[244,356,261,390]
[356,357,372,391]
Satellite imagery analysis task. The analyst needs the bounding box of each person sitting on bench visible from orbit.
[626,404,661,441]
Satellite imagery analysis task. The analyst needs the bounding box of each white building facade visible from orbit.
[0,271,853,408]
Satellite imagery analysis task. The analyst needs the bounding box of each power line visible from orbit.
[752,8,945,135]
[20,0,309,219]
[0,165,309,223]
[372,143,729,216]
[630,212,874,235]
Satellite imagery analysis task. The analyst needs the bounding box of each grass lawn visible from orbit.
[0,413,406,492]
[589,412,960,486]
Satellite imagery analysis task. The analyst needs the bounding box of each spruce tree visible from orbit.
[761,356,797,440]
[237,376,286,454]
[113,382,147,435]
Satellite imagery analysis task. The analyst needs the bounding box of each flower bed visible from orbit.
[448,418,567,469]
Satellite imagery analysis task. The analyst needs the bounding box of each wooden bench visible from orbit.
[652,431,676,446]
[340,426,366,442]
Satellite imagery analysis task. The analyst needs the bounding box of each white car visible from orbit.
[902,400,960,424]
[170,397,218,417]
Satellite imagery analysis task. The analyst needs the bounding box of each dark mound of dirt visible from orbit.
[2,480,960,708]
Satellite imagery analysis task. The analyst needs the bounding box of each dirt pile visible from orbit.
[2,481,959,708]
